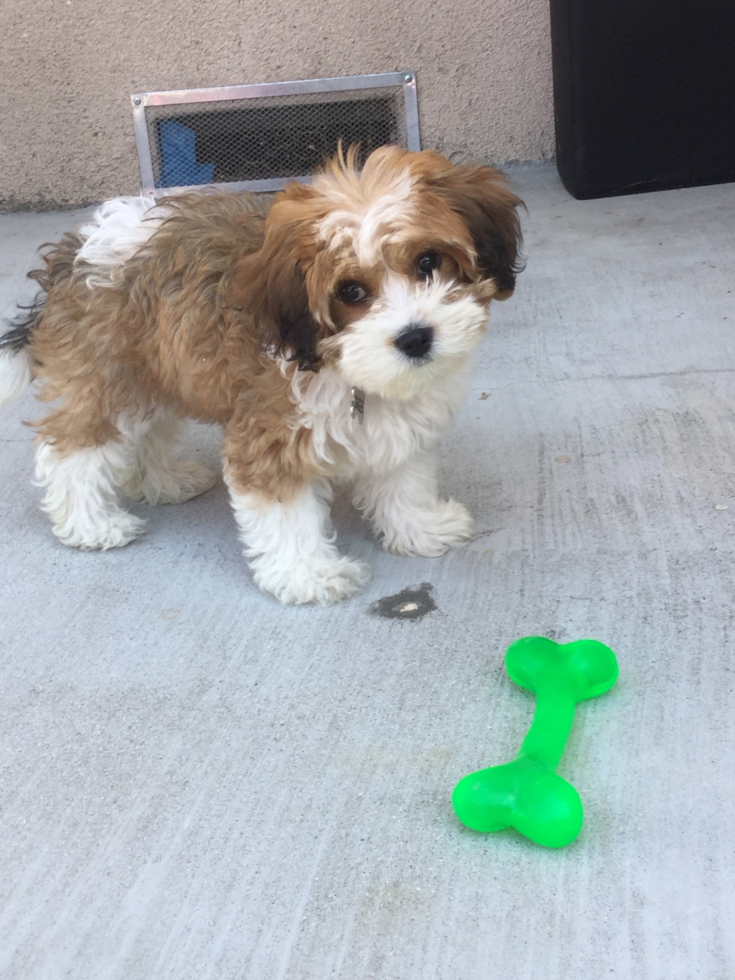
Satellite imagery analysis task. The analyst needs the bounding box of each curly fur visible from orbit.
[0,146,523,604]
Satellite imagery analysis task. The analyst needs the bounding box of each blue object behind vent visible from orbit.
[156,119,215,188]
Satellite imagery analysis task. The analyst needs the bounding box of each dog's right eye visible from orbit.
[336,281,369,304]
[416,251,441,279]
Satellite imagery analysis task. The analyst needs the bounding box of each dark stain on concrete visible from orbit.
[368,583,436,620]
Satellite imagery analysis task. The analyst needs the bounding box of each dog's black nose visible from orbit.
[394,325,434,360]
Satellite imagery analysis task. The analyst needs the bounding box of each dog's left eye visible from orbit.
[416,251,441,279]
[337,281,369,304]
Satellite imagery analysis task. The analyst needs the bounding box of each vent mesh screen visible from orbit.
[143,86,408,190]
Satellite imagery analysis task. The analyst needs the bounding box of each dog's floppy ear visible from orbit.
[225,193,323,372]
[417,154,524,298]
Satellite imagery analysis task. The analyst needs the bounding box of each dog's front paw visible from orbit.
[381,499,475,557]
[253,556,372,605]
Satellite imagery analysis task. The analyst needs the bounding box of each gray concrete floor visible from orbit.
[1,165,735,979]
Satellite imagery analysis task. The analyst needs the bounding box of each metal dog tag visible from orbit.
[350,387,365,424]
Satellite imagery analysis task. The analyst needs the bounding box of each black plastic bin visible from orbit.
[549,0,735,199]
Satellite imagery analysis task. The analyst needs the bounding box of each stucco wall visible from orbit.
[0,0,553,209]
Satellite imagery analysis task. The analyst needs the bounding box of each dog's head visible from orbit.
[230,146,523,398]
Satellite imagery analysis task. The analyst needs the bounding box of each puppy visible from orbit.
[0,146,522,605]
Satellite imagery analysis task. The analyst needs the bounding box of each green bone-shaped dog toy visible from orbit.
[452,637,618,848]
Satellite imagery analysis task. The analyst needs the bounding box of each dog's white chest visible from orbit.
[294,366,470,478]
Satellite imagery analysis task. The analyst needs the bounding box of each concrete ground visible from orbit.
[1,165,734,980]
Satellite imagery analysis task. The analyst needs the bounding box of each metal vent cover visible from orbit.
[131,72,420,197]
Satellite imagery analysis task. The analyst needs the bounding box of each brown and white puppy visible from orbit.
[0,146,522,604]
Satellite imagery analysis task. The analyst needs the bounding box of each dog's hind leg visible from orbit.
[122,410,216,506]
[34,428,149,550]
